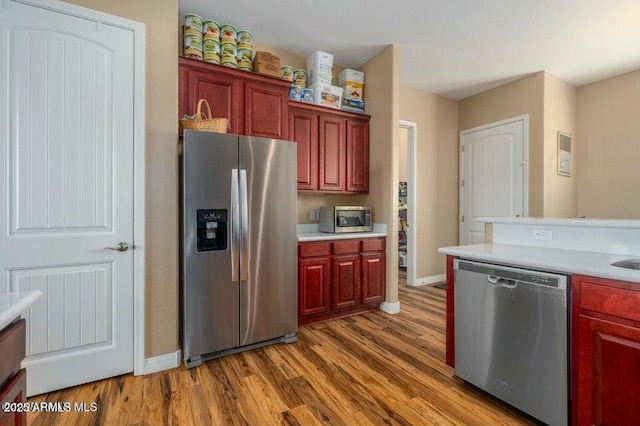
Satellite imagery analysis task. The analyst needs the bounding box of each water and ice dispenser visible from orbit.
[196,209,227,251]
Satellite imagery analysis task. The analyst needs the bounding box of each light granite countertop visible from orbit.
[0,291,42,330]
[438,243,640,284]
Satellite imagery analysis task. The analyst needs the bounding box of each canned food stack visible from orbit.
[203,20,221,64]
[236,30,253,71]
[281,65,313,103]
[183,13,204,60]
[220,24,238,68]
[338,69,365,113]
[182,14,254,72]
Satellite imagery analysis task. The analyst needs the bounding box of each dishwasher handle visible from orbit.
[487,275,518,288]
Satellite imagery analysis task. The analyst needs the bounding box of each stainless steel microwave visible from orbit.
[319,206,372,233]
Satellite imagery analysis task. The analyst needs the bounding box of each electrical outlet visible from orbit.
[533,229,553,241]
[309,210,315,221]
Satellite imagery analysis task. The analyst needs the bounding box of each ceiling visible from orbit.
[179,0,640,100]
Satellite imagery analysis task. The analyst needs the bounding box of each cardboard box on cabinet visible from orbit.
[253,51,281,77]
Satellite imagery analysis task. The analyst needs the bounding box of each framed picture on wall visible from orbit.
[557,131,572,176]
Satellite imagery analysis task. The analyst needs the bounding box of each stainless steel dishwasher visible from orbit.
[454,259,569,426]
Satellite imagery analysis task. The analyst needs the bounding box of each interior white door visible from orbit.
[0,1,135,395]
[460,118,526,244]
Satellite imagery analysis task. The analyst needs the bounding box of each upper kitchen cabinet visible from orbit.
[346,118,369,192]
[179,57,289,139]
[289,102,370,193]
[319,113,346,191]
[288,107,318,190]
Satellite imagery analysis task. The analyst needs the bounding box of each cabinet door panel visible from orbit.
[319,114,346,191]
[576,314,640,426]
[187,69,240,134]
[0,368,26,426]
[289,108,318,190]
[332,255,360,310]
[361,252,385,304]
[245,81,288,139]
[298,257,331,317]
[346,119,369,192]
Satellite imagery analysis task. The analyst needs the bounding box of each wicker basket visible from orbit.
[180,99,228,133]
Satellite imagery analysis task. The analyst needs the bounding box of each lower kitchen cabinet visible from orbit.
[298,238,386,325]
[0,319,27,426]
[572,275,640,426]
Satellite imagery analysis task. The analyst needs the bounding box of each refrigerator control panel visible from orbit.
[197,209,227,251]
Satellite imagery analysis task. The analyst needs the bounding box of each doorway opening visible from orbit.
[398,121,417,287]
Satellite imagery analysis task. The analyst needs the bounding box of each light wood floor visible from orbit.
[28,279,531,425]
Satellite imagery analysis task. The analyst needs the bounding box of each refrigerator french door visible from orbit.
[181,131,297,368]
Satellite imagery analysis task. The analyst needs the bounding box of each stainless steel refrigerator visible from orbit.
[180,130,297,368]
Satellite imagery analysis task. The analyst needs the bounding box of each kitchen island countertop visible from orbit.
[438,243,640,284]
[0,291,42,331]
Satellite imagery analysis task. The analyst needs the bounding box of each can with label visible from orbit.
[238,60,253,72]
[220,42,237,59]
[301,88,313,103]
[183,13,203,36]
[183,33,203,59]
[203,38,221,63]
[281,66,294,82]
[236,47,253,63]
[220,24,237,44]
[203,20,220,40]
[293,69,307,88]
[288,85,303,101]
[237,30,253,49]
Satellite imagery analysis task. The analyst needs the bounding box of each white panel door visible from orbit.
[460,118,526,244]
[0,1,135,395]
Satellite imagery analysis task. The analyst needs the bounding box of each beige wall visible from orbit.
[576,69,640,219]
[543,73,577,218]
[399,86,459,281]
[361,45,400,304]
[65,0,179,357]
[459,72,545,217]
[434,97,461,264]
[297,194,367,224]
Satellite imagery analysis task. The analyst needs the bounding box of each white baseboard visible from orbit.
[409,274,446,287]
[141,350,181,375]
[379,301,400,314]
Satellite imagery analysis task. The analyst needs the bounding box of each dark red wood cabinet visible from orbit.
[288,107,318,190]
[346,119,369,192]
[319,114,346,191]
[179,57,289,139]
[0,319,27,426]
[289,102,370,193]
[331,240,361,310]
[572,275,640,426]
[298,238,385,325]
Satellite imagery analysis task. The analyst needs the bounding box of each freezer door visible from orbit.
[182,131,240,359]
[239,136,297,346]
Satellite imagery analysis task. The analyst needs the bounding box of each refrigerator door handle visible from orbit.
[240,169,249,281]
[231,168,240,282]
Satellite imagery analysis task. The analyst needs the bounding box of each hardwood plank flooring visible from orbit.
[27,280,532,425]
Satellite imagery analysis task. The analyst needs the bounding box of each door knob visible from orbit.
[104,242,129,252]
